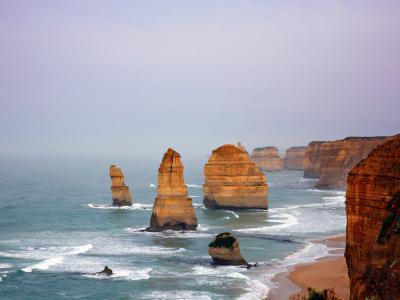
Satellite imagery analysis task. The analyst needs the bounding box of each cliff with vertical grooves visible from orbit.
[284,146,307,170]
[203,144,268,209]
[345,134,400,300]
[250,146,283,171]
[315,137,387,190]
[303,141,325,178]
[110,165,132,206]
[147,148,198,231]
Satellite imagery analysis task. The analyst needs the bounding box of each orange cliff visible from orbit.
[203,144,268,209]
[109,165,132,206]
[303,141,325,179]
[250,146,283,171]
[315,137,387,190]
[147,148,198,231]
[284,146,307,170]
[345,134,400,299]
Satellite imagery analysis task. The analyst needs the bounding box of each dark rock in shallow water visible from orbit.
[208,232,250,266]
[96,266,113,276]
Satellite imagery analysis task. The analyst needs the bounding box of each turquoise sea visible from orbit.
[0,158,346,299]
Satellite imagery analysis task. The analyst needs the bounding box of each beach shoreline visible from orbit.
[266,234,349,300]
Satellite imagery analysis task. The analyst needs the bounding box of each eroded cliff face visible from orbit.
[315,137,387,190]
[208,232,249,266]
[203,144,268,209]
[110,165,132,206]
[250,146,283,171]
[147,148,198,231]
[303,141,325,178]
[284,146,306,170]
[345,135,400,300]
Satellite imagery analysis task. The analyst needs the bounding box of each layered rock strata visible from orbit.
[315,137,387,189]
[208,232,249,266]
[303,141,325,178]
[110,165,132,206]
[250,146,283,171]
[284,146,307,170]
[345,134,400,300]
[203,144,268,209]
[147,148,198,231]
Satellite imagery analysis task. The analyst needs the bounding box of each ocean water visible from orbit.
[0,158,346,299]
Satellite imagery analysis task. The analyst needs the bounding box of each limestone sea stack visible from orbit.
[283,146,307,170]
[303,141,325,178]
[208,233,249,266]
[250,146,283,171]
[345,134,400,300]
[203,144,268,209]
[147,148,198,231]
[110,165,132,206]
[315,136,387,190]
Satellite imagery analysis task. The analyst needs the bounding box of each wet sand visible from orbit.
[267,235,349,300]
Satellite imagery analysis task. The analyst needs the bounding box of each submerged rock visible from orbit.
[250,146,283,171]
[208,233,249,266]
[88,266,113,276]
[203,144,268,209]
[345,134,400,299]
[283,146,306,170]
[110,165,132,206]
[147,148,198,231]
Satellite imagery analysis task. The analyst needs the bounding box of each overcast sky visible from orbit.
[1,1,399,159]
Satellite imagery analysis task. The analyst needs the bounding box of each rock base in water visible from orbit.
[208,232,249,266]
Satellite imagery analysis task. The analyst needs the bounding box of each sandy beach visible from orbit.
[267,235,349,300]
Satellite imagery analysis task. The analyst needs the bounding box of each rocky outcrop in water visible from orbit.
[208,232,249,266]
[250,146,283,171]
[345,134,400,300]
[110,165,132,206]
[203,144,268,209]
[315,137,387,190]
[284,146,307,170]
[147,148,198,231]
[303,141,325,178]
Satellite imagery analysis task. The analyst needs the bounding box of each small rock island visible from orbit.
[109,165,132,206]
[250,146,283,171]
[208,232,249,266]
[147,148,198,231]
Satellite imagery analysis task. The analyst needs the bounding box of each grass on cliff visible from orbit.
[376,193,400,244]
[291,288,340,300]
[208,232,236,249]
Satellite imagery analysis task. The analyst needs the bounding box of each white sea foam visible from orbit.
[87,203,152,210]
[189,195,201,198]
[187,184,202,188]
[192,265,248,280]
[149,183,156,188]
[20,244,93,273]
[143,290,212,300]
[0,263,12,269]
[236,212,298,233]
[225,210,240,219]
[84,267,152,281]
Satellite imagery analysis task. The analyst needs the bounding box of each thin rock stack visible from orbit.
[110,165,132,206]
[147,148,198,231]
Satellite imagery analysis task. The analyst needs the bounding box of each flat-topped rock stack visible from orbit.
[315,136,387,189]
[147,148,198,231]
[345,134,400,299]
[208,232,249,266]
[283,146,307,170]
[250,146,283,171]
[203,144,268,209]
[109,165,132,206]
